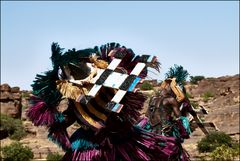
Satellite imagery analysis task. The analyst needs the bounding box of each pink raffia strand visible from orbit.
[121,91,147,123]
[48,129,71,150]
[26,96,55,126]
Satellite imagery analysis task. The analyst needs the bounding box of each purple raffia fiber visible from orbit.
[137,116,149,127]
[27,96,55,126]
[61,115,189,160]
[63,149,102,161]
[93,120,181,161]
[121,91,147,123]
[48,127,71,151]
[176,119,190,139]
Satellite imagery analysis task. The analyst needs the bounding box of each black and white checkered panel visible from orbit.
[82,55,156,113]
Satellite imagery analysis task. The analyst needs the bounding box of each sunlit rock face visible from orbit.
[0,83,22,118]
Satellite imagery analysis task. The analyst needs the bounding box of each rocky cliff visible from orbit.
[0,84,22,118]
[183,75,239,159]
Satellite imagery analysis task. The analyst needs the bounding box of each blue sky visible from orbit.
[1,1,239,90]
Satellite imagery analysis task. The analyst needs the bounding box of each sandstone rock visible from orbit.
[23,121,37,134]
[0,84,22,118]
[22,108,28,121]
[233,96,239,103]
[0,91,13,100]
[11,87,20,93]
[12,93,21,100]
[20,136,64,159]
[179,75,239,160]
[0,84,10,92]
[1,102,21,118]
[36,127,49,139]
[0,138,14,147]
[220,87,232,96]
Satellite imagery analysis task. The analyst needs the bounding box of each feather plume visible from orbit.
[165,64,189,87]
[51,42,63,70]
[31,70,61,106]
[94,42,121,61]
[146,59,161,73]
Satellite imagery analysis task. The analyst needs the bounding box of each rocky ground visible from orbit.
[183,75,239,160]
[1,74,239,160]
[0,84,65,159]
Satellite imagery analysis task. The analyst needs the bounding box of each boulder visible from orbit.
[233,96,239,103]
[11,87,20,93]
[36,127,49,139]
[23,121,37,134]
[0,84,10,92]
[12,93,21,100]
[0,100,22,118]
[0,91,13,100]
[0,84,22,118]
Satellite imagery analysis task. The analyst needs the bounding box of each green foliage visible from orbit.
[140,81,153,91]
[232,142,240,156]
[21,92,30,98]
[0,114,26,140]
[207,77,215,81]
[198,142,240,161]
[197,155,209,161]
[46,152,63,161]
[209,144,239,161]
[1,142,33,161]
[197,131,233,153]
[21,105,27,110]
[202,91,214,102]
[190,101,199,109]
[186,92,193,99]
[190,75,205,84]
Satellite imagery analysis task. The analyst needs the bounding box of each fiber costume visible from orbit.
[137,65,192,161]
[163,65,215,135]
[27,43,184,161]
